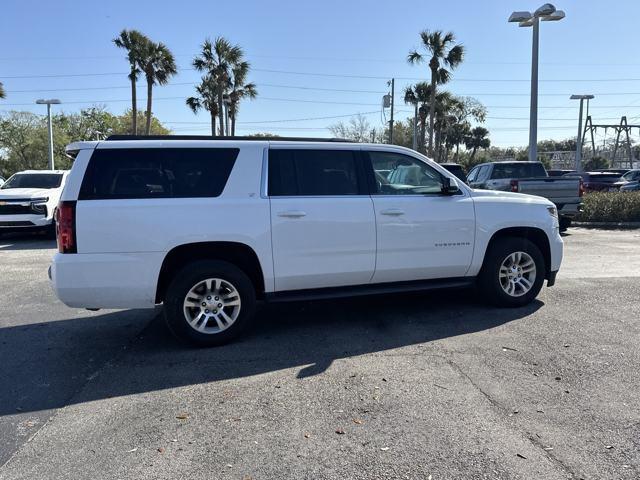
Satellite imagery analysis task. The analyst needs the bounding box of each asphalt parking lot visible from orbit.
[0,228,639,479]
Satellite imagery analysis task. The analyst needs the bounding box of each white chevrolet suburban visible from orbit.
[50,136,563,346]
[0,170,68,236]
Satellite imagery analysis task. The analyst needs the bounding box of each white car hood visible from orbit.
[0,188,53,200]
[470,188,553,205]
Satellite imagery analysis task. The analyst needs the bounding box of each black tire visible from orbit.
[478,236,546,308]
[164,260,256,347]
[46,221,57,239]
[559,217,571,232]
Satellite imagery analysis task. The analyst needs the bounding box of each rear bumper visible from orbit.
[557,202,583,219]
[50,251,164,309]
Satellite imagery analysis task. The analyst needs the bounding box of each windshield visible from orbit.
[1,173,63,190]
[622,170,639,181]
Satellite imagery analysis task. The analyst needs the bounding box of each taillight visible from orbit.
[55,201,77,254]
[579,179,585,197]
[510,179,519,192]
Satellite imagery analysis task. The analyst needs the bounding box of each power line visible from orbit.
[6,66,640,82]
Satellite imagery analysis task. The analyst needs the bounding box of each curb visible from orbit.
[573,221,640,229]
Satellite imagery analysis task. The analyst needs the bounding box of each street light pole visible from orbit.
[570,94,594,172]
[509,4,565,162]
[529,16,540,163]
[35,99,61,170]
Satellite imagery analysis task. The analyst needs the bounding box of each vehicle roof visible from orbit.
[470,160,543,168]
[11,170,67,174]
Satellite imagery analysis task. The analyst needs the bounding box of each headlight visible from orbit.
[30,198,49,215]
[547,206,558,218]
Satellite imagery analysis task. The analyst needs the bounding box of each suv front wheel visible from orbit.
[164,260,256,347]
[478,237,546,307]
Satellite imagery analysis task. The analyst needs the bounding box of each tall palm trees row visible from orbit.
[405,29,490,161]
[187,38,256,136]
[113,30,256,137]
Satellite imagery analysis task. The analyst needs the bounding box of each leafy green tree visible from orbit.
[228,62,257,136]
[328,114,374,142]
[138,40,177,135]
[583,156,610,171]
[113,30,150,134]
[0,107,169,176]
[0,82,5,99]
[408,30,464,157]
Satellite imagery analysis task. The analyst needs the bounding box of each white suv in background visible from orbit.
[0,170,68,236]
[50,136,563,346]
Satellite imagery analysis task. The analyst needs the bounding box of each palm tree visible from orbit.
[186,76,220,136]
[404,82,431,153]
[227,62,257,136]
[113,29,149,135]
[464,126,491,159]
[138,41,177,135]
[192,38,243,136]
[408,30,464,158]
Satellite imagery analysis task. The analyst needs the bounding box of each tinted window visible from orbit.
[268,149,360,196]
[491,162,546,179]
[1,173,63,189]
[477,165,491,181]
[369,151,444,195]
[79,148,238,200]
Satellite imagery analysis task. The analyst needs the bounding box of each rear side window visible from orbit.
[268,149,361,196]
[492,163,546,179]
[79,148,239,200]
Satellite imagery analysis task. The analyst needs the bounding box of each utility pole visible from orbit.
[388,78,394,144]
[35,99,61,170]
[412,104,418,150]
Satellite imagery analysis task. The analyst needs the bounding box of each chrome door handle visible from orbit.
[277,210,307,218]
[380,208,405,216]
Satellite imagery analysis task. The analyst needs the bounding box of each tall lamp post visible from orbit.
[509,4,565,162]
[570,94,594,172]
[35,99,61,170]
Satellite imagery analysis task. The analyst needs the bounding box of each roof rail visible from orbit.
[105,135,352,142]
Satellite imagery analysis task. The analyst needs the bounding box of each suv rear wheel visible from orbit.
[164,260,256,347]
[478,237,545,307]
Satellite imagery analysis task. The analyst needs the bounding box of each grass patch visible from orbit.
[578,191,640,222]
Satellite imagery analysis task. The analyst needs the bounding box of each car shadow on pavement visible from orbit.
[0,233,56,250]
[0,289,542,418]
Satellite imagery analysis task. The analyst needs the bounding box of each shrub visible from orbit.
[578,192,640,222]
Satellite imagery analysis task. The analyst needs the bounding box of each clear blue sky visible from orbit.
[2,0,640,147]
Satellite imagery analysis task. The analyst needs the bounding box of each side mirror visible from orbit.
[441,176,460,195]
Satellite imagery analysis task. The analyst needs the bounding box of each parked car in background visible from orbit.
[620,181,640,192]
[0,170,68,236]
[564,171,622,193]
[547,169,576,177]
[440,163,467,182]
[0,175,5,187]
[466,161,582,231]
[594,168,631,176]
[49,137,563,346]
[611,169,640,191]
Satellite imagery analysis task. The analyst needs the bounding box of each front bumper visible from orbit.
[0,214,52,229]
